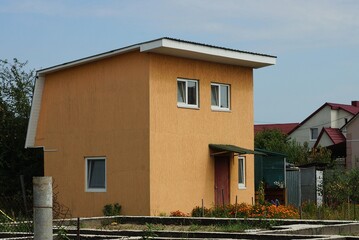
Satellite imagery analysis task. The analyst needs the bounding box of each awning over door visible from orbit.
[209,144,264,155]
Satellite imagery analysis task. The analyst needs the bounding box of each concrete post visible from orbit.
[33,177,53,240]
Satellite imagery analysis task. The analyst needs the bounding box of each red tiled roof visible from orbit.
[254,123,299,135]
[314,128,345,148]
[323,128,346,144]
[327,103,359,115]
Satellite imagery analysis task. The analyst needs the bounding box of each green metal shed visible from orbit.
[254,148,287,190]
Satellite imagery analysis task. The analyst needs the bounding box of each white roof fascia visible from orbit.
[25,76,45,148]
[140,38,276,68]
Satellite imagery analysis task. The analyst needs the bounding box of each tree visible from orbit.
[254,129,332,165]
[323,168,359,206]
[0,58,43,196]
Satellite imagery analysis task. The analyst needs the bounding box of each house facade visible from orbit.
[342,113,359,168]
[25,38,276,216]
[289,102,359,149]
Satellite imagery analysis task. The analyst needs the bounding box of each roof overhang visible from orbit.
[37,38,276,77]
[209,144,264,156]
[140,38,276,69]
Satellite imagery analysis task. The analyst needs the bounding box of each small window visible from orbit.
[238,156,246,189]
[310,128,318,140]
[85,157,106,192]
[211,83,230,111]
[177,78,199,108]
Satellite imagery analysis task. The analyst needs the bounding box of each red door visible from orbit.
[214,156,230,206]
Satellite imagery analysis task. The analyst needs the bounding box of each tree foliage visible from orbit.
[323,167,359,206]
[254,129,332,165]
[0,58,43,196]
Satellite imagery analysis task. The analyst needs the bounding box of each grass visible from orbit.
[301,202,359,220]
[93,220,274,233]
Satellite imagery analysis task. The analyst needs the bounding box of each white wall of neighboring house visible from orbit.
[332,109,353,128]
[346,116,359,168]
[317,133,333,147]
[289,106,331,148]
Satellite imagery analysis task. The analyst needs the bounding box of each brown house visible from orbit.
[25,38,276,216]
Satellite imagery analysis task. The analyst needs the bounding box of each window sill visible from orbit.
[211,107,231,112]
[86,188,106,192]
[177,104,200,110]
[238,185,246,190]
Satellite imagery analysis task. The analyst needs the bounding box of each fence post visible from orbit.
[33,177,53,240]
[235,195,238,218]
[201,199,204,217]
[77,217,80,239]
[20,175,28,213]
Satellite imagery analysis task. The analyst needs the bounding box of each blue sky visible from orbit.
[1,0,358,123]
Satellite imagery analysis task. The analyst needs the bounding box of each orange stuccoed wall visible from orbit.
[34,50,254,217]
[149,53,254,215]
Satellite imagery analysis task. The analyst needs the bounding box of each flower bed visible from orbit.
[171,203,299,219]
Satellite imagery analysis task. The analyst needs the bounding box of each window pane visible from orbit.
[238,158,244,184]
[220,85,229,108]
[187,81,197,105]
[311,128,318,139]
[88,159,105,188]
[177,81,186,103]
[211,85,219,106]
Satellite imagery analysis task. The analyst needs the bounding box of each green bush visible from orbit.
[103,203,122,216]
[191,206,211,217]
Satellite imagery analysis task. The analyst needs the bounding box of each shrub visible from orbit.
[103,203,122,216]
[191,206,211,217]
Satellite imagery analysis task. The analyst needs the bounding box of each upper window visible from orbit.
[238,156,246,189]
[310,128,318,141]
[211,83,230,111]
[85,157,106,192]
[177,78,199,108]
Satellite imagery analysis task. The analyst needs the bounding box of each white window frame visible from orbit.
[211,83,230,111]
[85,157,107,192]
[177,78,199,109]
[310,128,318,141]
[238,156,246,189]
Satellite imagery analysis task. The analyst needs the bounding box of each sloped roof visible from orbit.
[26,38,277,148]
[209,144,263,155]
[327,103,359,115]
[288,102,359,135]
[37,37,277,76]
[254,123,299,135]
[314,127,346,148]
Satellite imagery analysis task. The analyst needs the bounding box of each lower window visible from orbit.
[238,156,246,189]
[85,157,106,192]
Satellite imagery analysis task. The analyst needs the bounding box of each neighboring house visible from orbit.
[342,113,359,168]
[25,38,276,217]
[254,123,299,135]
[288,101,359,149]
[313,127,346,161]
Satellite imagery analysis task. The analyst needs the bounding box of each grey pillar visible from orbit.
[33,177,53,240]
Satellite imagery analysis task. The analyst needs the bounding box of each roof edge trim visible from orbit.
[25,76,45,148]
